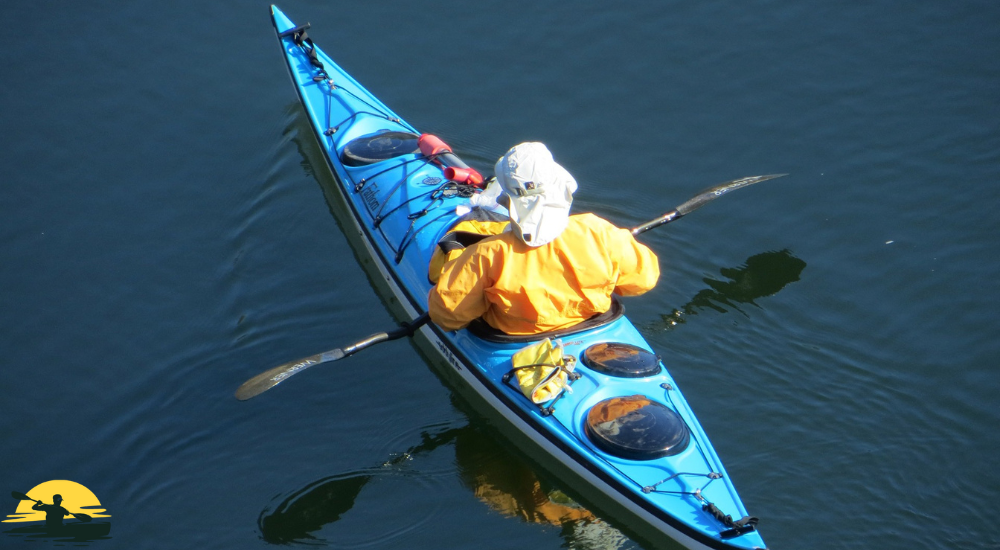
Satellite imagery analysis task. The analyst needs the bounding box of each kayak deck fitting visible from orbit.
[268,6,768,550]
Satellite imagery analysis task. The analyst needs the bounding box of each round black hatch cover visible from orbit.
[585,395,691,460]
[581,343,661,378]
[341,131,420,166]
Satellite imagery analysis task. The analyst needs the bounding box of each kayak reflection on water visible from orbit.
[258,424,631,549]
[452,423,634,549]
[654,249,806,329]
[2,522,111,542]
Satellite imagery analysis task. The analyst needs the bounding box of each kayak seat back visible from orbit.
[467,296,625,344]
[428,209,510,283]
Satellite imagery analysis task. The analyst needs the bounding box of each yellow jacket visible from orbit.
[428,213,660,334]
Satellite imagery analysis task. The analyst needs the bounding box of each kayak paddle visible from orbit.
[235,173,785,401]
[10,491,92,522]
[631,174,786,235]
[234,313,430,401]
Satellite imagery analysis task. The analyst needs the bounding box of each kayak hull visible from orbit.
[269,6,767,550]
[3,522,111,541]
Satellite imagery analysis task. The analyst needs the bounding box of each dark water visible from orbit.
[2,1,998,549]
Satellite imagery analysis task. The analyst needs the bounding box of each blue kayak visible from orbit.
[269,6,767,550]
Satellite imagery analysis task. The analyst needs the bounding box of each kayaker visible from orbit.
[428,142,659,335]
[32,494,70,531]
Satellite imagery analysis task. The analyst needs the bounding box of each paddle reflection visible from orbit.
[258,424,630,548]
[256,427,459,544]
[655,249,806,329]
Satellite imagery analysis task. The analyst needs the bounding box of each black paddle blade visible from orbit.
[11,491,33,501]
[675,174,787,216]
[72,512,93,522]
[235,348,346,401]
[631,174,787,236]
[234,314,430,401]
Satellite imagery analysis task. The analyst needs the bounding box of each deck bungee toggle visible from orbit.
[244,7,789,549]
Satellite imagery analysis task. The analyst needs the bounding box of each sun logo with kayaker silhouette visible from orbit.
[3,480,111,542]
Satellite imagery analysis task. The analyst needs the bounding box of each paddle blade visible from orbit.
[234,314,430,401]
[675,174,787,216]
[235,349,344,401]
[72,512,92,522]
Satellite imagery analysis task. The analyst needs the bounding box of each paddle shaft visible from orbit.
[631,174,786,236]
[236,173,784,400]
[631,210,682,235]
[10,491,91,522]
[343,313,429,355]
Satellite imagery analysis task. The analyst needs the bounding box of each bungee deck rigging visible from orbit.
[268,6,769,549]
[282,24,486,265]
[525,371,760,541]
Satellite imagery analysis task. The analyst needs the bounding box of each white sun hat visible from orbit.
[494,142,578,247]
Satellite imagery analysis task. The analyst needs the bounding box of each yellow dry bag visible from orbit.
[511,338,576,404]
